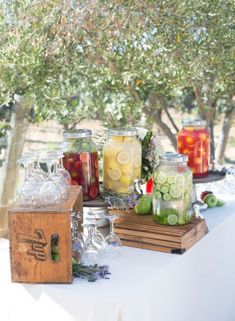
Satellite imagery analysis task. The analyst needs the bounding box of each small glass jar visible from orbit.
[152,152,193,225]
[62,129,99,201]
[177,119,210,178]
[103,128,142,194]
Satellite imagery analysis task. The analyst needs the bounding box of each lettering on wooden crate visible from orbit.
[16,228,47,261]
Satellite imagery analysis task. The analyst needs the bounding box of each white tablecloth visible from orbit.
[1,195,235,321]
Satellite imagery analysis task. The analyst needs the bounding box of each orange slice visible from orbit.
[80,152,90,163]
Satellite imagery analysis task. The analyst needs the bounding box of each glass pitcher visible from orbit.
[153,152,193,225]
[103,128,142,194]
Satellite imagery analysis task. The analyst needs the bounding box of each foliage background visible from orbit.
[0,0,234,210]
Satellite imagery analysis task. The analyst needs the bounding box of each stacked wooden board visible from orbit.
[112,210,208,254]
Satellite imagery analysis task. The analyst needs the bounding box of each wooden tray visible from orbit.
[112,210,208,254]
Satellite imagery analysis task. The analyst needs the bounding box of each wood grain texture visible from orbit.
[112,209,208,254]
[9,186,82,283]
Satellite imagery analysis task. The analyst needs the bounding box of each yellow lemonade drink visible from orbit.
[103,129,142,194]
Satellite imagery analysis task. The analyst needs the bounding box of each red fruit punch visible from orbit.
[89,184,99,199]
[177,123,210,178]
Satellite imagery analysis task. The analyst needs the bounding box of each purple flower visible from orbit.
[73,263,111,282]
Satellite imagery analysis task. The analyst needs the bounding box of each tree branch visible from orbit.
[144,94,177,151]
[163,106,179,133]
[127,83,142,103]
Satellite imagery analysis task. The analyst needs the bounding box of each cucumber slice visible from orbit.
[162,193,171,201]
[156,172,167,184]
[167,214,179,225]
[155,183,162,191]
[153,215,168,224]
[154,191,162,199]
[175,174,185,187]
[169,184,182,199]
[167,176,175,184]
[161,184,169,194]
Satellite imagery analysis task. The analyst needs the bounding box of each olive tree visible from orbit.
[0,0,234,208]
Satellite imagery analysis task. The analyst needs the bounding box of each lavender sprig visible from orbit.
[72,262,111,282]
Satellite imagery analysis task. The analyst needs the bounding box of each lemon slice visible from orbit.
[108,168,121,181]
[117,151,130,165]
[169,184,182,199]
[167,214,179,225]
[133,155,141,168]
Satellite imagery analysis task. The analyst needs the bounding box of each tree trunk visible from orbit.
[144,105,177,150]
[216,106,235,164]
[209,121,215,162]
[154,109,177,150]
[0,95,31,237]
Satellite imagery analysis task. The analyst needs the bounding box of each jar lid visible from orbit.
[160,152,188,163]
[182,119,206,127]
[63,129,92,139]
[108,128,137,136]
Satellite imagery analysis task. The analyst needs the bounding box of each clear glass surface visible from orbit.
[104,214,122,258]
[80,223,101,265]
[103,132,142,194]
[153,157,193,225]
[39,158,63,206]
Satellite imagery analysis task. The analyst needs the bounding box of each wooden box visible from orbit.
[112,210,208,254]
[9,186,82,283]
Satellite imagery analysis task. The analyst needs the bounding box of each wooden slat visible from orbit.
[117,233,181,248]
[111,209,208,254]
[115,227,181,243]
[9,186,82,283]
[122,240,174,254]
[115,222,183,236]
[10,212,72,283]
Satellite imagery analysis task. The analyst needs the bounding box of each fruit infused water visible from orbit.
[177,119,210,178]
[103,128,142,194]
[63,129,99,201]
[153,153,193,225]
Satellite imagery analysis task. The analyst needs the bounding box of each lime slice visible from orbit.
[162,193,171,201]
[117,151,130,165]
[161,184,169,194]
[155,183,161,191]
[175,174,185,187]
[156,172,167,184]
[167,176,175,184]
[169,184,182,199]
[154,191,162,199]
[167,214,179,225]
[108,168,121,181]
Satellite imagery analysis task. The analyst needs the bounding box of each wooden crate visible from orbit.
[112,210,208,254]
[9,186,82,283]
